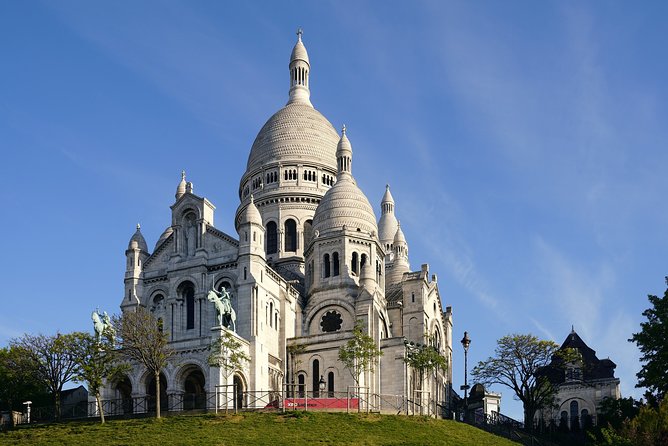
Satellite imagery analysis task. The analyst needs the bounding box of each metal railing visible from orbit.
[21,389,450,423]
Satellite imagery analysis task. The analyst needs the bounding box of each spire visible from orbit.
[336,125,353,177]
[288,28,312,106]
[128,223,148,252]
[381,184,395,215]
[175,170,187,200]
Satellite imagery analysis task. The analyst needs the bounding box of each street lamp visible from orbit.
[23,401,32,424]
[318,375,326,397]
[460,331,471,420]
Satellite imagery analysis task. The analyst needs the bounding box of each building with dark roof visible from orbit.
[536,328,620,429]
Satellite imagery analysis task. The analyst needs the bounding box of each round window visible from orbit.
[320,310,343,333]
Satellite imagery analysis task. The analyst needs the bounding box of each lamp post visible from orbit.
[460,331,471,421]
[318,375,326,397]
[22,401,32,424]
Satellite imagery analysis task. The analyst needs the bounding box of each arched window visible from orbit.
[570,400,579,429]
[303,220,313,247]
[328,372,334,397]
[179,283,196,330]
[324,254,331,278]
[333,252,340,276]
[284,219,297,252]
[269,302,274,328]
[298,374,305,397]
[266,222,278,254]
[312,359,320,397]
[351,252,359,275]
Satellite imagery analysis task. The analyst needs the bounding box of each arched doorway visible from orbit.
[114,376,133,415]
[147,373,168,413]
[233,374,245,410]
[183,368,206,410]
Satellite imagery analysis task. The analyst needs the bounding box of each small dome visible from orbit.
[393,223,406,244]
[241,195,262,225]
[175,171,187,200]
[128,224,148,252]
[312,174,378,237]
[336,126,352,156]
[290,32,309,65]
[154,226,174,250]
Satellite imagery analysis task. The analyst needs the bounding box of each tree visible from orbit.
[629,283,668,403]
[404,339,447,393]
[72,332,127,423]
[596,398,668,446]
[208,330,250,413]
[114,308,174,418]
[0,345,50,417]
[338,320,383,390]
[11,333,83,420]
[471,333,567,430]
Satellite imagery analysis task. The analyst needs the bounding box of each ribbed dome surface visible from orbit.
[290,39,309,64]
[312,175,378,237]
[246,103,339,172]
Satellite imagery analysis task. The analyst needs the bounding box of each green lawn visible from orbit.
[2,411,518,445]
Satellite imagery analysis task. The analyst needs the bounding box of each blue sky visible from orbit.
[2,1,666,420]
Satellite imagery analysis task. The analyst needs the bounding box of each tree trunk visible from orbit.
[96,392,105,424]
[524,406,535,431]
[55,391,61,421]
[155,372,161,419]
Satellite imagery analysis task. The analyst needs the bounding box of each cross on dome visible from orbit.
[296,28,303,41]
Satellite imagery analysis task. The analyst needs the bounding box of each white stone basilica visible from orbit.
[105,32,453,411]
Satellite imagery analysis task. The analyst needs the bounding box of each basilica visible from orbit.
[105,32,453,412]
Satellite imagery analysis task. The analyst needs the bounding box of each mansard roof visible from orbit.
[537,329,617,384]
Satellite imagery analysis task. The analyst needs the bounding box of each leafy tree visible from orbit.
[471,333,568,430]
[404,338,447,392]
[0,345,50,416]
[114,308,174,418]
[208,330,250,413]
[598,397,643,430]
[629,282,668,403]
[338,321,383,390]
[11,333,83,420]
[596,398,668,446]
[72,331,128,423]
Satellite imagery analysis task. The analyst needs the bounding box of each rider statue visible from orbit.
[210,286,235,331]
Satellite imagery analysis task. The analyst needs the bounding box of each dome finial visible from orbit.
[181,170,186,180]
[342,124,346,135]
[296,27,303,42]
[136,223,141,230]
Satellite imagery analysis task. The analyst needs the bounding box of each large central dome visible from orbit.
[246,102,339,172]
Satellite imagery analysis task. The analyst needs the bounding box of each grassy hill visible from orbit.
[2,411,519,445]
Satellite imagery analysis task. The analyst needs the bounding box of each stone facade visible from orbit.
[536,330,621,429]
[102,31,453,411]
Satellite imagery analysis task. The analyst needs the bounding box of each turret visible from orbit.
[287,28,312,106]
[123,224,148,309]
[237,195,265,260]
[387,223,410,284]
[175,170,187,200]
[378,185,398,256]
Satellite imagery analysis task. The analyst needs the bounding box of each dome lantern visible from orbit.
[288,28,311,106]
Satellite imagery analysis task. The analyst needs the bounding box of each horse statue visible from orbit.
[92,310,105,341]
[207,287,236,332]
[92,309,115,345]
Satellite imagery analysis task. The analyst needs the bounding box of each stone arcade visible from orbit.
[102,31,454,413]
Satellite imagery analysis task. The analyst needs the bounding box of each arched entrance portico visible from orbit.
[146,373,168,413]
[233,374,246,409]
[183,367,206,410]
[114,376,133,415]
